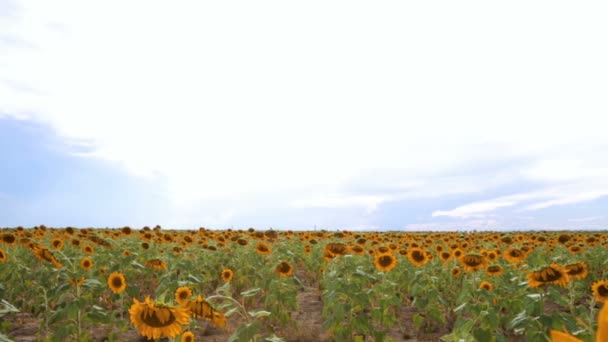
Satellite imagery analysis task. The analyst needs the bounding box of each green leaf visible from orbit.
[240,288,261,297]
[248,310,271,318]
[228,321,262,342]
[188,274,202,283]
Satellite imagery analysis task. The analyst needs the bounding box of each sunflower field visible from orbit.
[1,226,608,341]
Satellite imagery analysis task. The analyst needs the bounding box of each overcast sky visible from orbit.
[1,0,607,230]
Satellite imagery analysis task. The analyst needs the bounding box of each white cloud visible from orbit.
[432,200,517,218]
[1,0,608,227]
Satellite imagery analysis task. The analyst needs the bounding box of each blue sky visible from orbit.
[1,0,607,230]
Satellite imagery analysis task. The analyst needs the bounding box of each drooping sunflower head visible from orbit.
[564,262,588,281]
[80,257,94,271]
[479,281,494,291]
[407,248,429,267]
[188,295,212,319]
[129,296,190,339]
[592,280,608,303]
[527,264,570,288]
[275,261,294,277]
[181,331,195,342]
[255,242,272,255]
[460,254,487,272]
[325,243,348,257]
[175,286,192,306]
[486,265,504,277]
[374,253,397,272]
[146,259,167,270]
[211,311,227,328]
[221,269,234,283]
[108,272,127,294]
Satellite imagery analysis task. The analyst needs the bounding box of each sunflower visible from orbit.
[175,286,192,306]
[479,281,494,291]
[80,257,94,271]
[31,246,63,269]
[82,244,95,255]
[451,266,462,278]
[211,311,227,328]
[275,261,294,277]
[374,253,397,272]
[503,248,526,264]
[350,245,365,255]
[221,269,234,283]
[51,238,64,250]
[146,259,167,270]
[1,233,17,246]
[564,262,588,281]
[108,272,127,294]
[181,331,195,342]
[407,248,429,267]
[439,251,452,263]
[486,265,504,277]
[255,242,272,255]
[460,254,487,272]
[70,277,85,287]
[592,280,608,303]
[129,296,190,339]
[527,264,570,288]
[188,295,212,319]
[324,243,348,259]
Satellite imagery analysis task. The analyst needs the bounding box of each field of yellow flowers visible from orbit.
[1,226,608,341]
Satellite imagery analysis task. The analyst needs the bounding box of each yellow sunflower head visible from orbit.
[107,272,127,294]
[188,295,212,319]
[129,296,190,339]
[1,233,17,246]
[145,259,167,270]
[460,254,487,272]
[51,238,64,251]
[374,253,397,272]
[486,265,504,277]
[82,244,95,255]
[80,257,94,271]
[175,286,193,306]
[479,281,494,291]
[211,311,227,328]
[255,242,272,255]
[592,280,608,303]
[275,261,294,277]
[564,262,588,281]
[221,269,234,283]
[181,331,195,342]
[407,248,429,267]
[527,264,570,288]
[451,266,462,278]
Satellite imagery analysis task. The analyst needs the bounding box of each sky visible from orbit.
[1,0,607,230]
